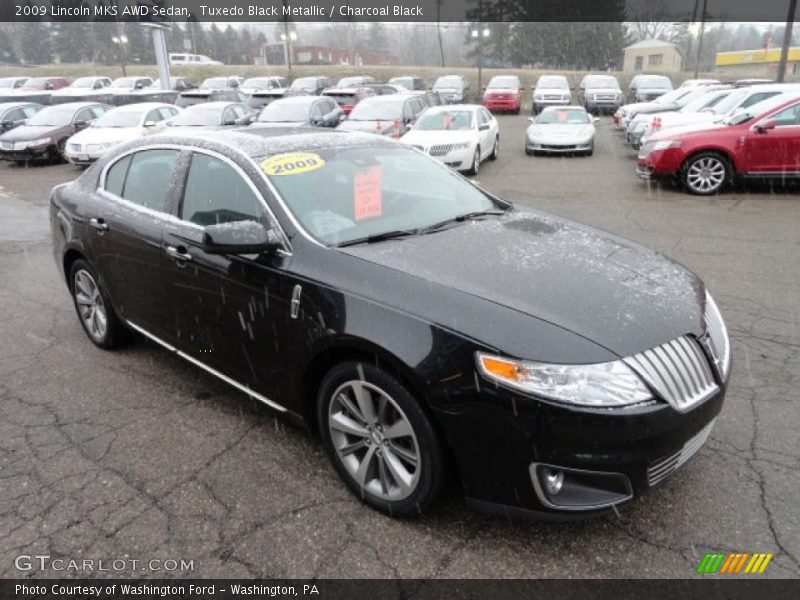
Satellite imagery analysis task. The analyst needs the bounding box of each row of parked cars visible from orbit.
[609,78,800,194]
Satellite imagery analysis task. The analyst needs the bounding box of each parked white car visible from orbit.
[239,76,288,96]
[400,104,499,175]
[50,77,112,101]
[638,84,800,146]
[64,102,180,166]
[532,75,572,114]
[525,106,596,156]
[169,53,223,66]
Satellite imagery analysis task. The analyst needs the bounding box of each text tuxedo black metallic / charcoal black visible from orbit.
[49,127,730,519]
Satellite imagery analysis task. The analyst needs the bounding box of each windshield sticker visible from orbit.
[353,166,383,221]
[557,110,568,123]
[260,152,325,176]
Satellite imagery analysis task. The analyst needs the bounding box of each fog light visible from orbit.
[544,469,564,495]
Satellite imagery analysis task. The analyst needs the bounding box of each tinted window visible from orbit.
[22,106,39,118]
[158,107,177,120]
[181,154,264,226]
[105,155,132,197]
[121,150,179,212]
[90,106,107,119]
[145,109,163,123]
[74,107,95,123]
[4,109,23,122]
[741,92,780,109]
[771,103,800,126]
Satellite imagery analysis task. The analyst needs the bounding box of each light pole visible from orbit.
[281,30,297,78]
[472,26,490,101]
[111,33,129,77]
[777,0,798,83]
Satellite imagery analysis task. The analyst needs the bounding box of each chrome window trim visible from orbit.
[97,142,292,253]
[125,320,287,414]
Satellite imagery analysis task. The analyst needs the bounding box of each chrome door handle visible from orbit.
[165,245,192,262]
[89,218,108,232]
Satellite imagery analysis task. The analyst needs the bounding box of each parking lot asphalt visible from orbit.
[1,116,799,579]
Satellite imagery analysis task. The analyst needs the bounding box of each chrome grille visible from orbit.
[704,293,730,381]
[624,336,719,412]
[429,144,455,157]
[648,420,715,486]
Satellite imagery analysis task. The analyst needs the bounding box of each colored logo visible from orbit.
[696,552,773,574]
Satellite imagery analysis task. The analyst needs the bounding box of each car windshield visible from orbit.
[679,90,729,113]
[638,77,672,89]
[94,110,142,128]
[171,107,223,126]
[536,108,590,124]
[26,106,75,126]
[585,76,619,90]
[434,76,463,90]
[338,77,367,88]
[0,79,19,89]
[242,78,270,89]
[348,100,404,120]
[290,78,318,91]
[257,101,311,122]
[110,77,139,88]
[537,77,569,90]
[487,77,519,89]
[266,146,500,246]
[200,78,228,89]
[713,89,755,115]
[652,88,691,104]
[414,110,473,130]
[70,78,97,88]
[23,78,51,90]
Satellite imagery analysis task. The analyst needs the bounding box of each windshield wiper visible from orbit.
[419,209,508,234]
[337,228,420,247]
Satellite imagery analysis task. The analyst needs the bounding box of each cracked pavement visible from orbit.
[0,117,798,579]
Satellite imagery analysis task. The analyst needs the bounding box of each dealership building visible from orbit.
[715,46,800,77]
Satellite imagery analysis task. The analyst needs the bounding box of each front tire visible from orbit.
[489,136,499,160]
[681,152,731,195]
[317,361,447,517]
[69,259,126,349]
[468,146,480,175]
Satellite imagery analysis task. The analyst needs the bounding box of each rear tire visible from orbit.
[681,152,731,195]
[69,259,127,349]
[317,361,447,518]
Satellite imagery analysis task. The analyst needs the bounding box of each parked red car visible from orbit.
[637,96,800,194]
[18,77,69,92]
[482,75,523,114]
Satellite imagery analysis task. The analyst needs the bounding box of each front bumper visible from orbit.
[0,144,53,161]
[435,377,725,518]
[533,99,570,111]
[526,139,593,154]
[65,151,102,166]
[483,97,521,111]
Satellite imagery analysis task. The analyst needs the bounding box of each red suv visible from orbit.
[482,75,523,114]
[637,96,800,194]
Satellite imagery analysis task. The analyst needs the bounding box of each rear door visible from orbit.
[84,148,183,338]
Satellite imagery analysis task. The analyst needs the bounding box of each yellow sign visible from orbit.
[716,47,800,66]
[260,152,326,176]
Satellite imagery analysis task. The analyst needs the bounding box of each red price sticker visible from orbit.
[353,166,383,221]
[557,110,568,122]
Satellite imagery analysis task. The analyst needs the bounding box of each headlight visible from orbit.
[476,352,653,407]
[31,137,52,146]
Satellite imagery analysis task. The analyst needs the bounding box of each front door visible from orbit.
[744,102,800,174]
[85,148,182,339]
[162,150,296,404]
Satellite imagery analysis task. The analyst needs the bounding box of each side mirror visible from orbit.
[143,120,157,128]
[479,123,490,131]
[754,119,776,133]
[74,120,89,129]
[202,221,281,255]
[134,82,144,90]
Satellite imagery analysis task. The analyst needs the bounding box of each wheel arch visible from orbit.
[680,146,738,176]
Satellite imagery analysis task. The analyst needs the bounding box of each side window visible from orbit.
[145,109,163,123]
[4,109,22,122]
[120,150,180,212]
[104,155,132,197]
[22,106,39,118]
[403,101,414,120]
[311,103,323,119]
[158,107,177,120]
[180,153,265,226]
[222,107,236,124]
[741,92,779,109]
[90,106,106,119]
[770,104,800,127]
[232,105,246,118]
[74,108,94,123]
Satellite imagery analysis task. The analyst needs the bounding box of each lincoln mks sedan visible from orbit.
[50,127,730,519]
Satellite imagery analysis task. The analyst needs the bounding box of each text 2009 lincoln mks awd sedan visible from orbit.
[50,127,730,519]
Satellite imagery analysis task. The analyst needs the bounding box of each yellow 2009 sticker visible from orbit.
[260,152,325,176]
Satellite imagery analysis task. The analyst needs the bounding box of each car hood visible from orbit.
[252,120,307,128]
[401,130,475,145]
[647,120,727,141]
[527,123,594,140]
[535,87,570,94]
[0,124,64,141]
[338,119,399,132]
[338,208,705,358]
[68,126,142,144]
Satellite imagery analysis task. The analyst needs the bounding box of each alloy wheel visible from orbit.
[327,380,421,501]
[686,156,726,194]
[472,148,480,174]
[74,269,107,341]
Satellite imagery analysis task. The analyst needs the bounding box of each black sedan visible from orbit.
[50,128,730,519]
[0,102,107,163]
[253,96,343,128]
[0,102,42,133]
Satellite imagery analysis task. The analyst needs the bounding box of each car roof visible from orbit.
[41,101,105,109]
[144,127,397,160]
[540,105,587,112]
[0,102,39,111]
[184,101,239,110]
[112,102,176,112]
